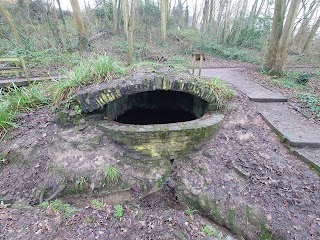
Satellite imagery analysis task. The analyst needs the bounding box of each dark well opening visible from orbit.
[101,90,208,125]
[116,108,197,124]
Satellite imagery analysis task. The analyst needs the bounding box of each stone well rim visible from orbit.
[97,113,224,132]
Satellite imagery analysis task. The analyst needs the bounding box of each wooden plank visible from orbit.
[0,69,23,74]
[0,75,64,88]
[0,67,21,70]
[0,57,20,62]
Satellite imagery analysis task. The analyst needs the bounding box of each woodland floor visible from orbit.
[0,56,320,239]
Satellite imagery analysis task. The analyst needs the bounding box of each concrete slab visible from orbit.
[192,68,287,102]
[257,103,320,147]
[293,148,320,173]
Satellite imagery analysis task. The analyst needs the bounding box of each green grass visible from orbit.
[201,225,221,237]
[0,83,51,140]
[271,70,320,117]
[4,48,82,69]
[0,55,125,140]
[39,199,78,218]
[297,93,320,117]
[197,77,234,109]
[104,165,120,184]
[90,199,104,210]
[51,55,125,106]
[74,177,87,190]
[113,204,124,219]
[271,71,310,90]
[201,42,260,64]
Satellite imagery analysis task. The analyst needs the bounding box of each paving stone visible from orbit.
[257,103,320,147]
[293,148,320,173]
[192,68,287,102]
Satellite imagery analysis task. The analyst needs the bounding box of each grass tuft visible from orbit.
[51,55,125,107]
[0,83,51,140]
[0,55,125,140]
[197,77,234,109]
[104,165,120,185]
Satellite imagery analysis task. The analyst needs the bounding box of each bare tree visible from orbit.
[191,0,198,28]
[122,0,129,35]
[124,0,137,65]
[0,2,25,48]
[161,0,168,43]
[295,0,319,52]
[113,0,119,33]
[302,16,320,52]
[266,0,302,75]
[70,0,87,49]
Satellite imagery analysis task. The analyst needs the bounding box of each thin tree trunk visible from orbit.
[302,16,320,52]
[161,0,168,43]
[192,0,198,28]
[70,0,87,49]
[201,0,209,33]
[295,0,319,52]
[122,0,129,35]
[127,0,137,65]
[275,0,302,75]
[207,0,215,33]
[113,0,118,33]
[0,2,25,48]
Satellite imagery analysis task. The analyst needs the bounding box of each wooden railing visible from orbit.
[0,57,30,83]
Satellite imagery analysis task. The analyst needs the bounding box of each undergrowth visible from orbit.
[0,83,51,140]
[0,55,125,140]
[198,77,234,108]
[40,199,78,218]
[271,70,320,117]
[201,42,260,64]
[51,55,125,106]
[104,165,120,185]
[297,93,320,117]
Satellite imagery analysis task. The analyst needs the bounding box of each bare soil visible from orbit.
[1,65,320,239]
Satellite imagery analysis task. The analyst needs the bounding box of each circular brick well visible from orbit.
[60,70,225,158]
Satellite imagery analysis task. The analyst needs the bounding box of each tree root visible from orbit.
[39,183,67,204]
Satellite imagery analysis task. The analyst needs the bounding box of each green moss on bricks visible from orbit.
[259,228,273,240]
[57,110,70,126]
[228,208,238,233]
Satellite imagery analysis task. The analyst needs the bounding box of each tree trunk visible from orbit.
[265,0,286,74]
[227,0,248,45]
[207,0,215,33]
[122,0,129,35]
[295,0,319,52]
[192,0,198,28]
[274,0,302,75]
[127,0,137,65]
[0,2,25,48]
[302,16,320,52]
[161,0,168,43]
[201,0,209,33]
[113,0,118,33]
[70,0,87,49]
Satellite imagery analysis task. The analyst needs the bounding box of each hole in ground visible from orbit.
[100,90,208,125]
[115,108,197,124]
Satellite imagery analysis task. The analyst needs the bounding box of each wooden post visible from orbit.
[191,53,205,76]
[192,54,196,75]
[20,58,30,84]
[199,54,204,76]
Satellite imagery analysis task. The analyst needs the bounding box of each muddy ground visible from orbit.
[1,66,320,240]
